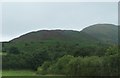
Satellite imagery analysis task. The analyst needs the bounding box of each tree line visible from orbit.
[2,41,120,76]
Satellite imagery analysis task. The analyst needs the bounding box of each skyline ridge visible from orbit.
[1,23,118,42]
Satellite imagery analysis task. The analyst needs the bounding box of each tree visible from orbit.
[30,50,50,70]
[8,47,20,54]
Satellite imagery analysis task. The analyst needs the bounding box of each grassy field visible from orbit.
[2,76,69,78]
[2,70,68,78]
[2,70,36,76]
[2,70,116,78]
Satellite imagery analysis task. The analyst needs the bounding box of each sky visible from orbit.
[0,2,118,41]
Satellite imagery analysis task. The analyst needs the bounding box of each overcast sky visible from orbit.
[1,2,118,41]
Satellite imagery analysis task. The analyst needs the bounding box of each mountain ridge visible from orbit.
[1,23,118,45]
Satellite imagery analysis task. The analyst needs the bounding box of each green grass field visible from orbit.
[2,76,69,78]
[2,70,69,78]
[2,70,36,76]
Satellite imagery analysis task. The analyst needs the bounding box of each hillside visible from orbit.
[10,30,97,43]
[82,24,118,44]
[2,29,100,54]
[7,24,118,45]
[3,24,118,54]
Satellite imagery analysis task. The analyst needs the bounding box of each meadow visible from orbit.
[2,70,36,76]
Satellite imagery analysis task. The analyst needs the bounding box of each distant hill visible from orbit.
[2,24,118,54]
[9,24,118,44]
[10,30,98,44]
[82,24,118,44]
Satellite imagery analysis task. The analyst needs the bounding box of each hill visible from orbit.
[10,30,97,43]
[3,24,118,54]
[2,29,100,55]
[82,24,118,44]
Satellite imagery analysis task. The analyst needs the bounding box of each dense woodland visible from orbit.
[2,41,120,76]
[2,24,120,76]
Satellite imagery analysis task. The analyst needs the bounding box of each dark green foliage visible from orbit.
[30,51,50,70]
[38,50,119,76]
[2,38,118,72]
[8,47,20,54]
